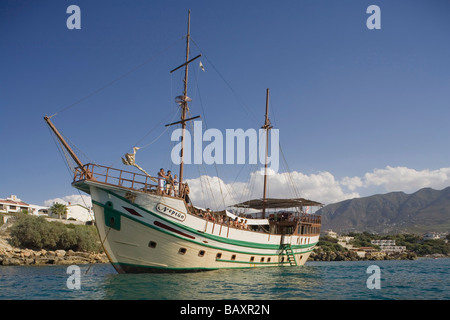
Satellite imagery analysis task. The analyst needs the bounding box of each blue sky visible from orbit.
[2,0,450,208]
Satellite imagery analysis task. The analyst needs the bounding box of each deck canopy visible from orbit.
[230,198,323,210]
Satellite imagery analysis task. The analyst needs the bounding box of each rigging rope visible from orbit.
[190,37,260,126]
[267,99,303,201]
[189,39,308,212]
[47,125,74,178]
[136,109,180,150]
[48,38,183,119]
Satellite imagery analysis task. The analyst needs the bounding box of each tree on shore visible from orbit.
[50,203,67,219]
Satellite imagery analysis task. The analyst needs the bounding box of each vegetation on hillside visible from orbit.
[8,214,102,253]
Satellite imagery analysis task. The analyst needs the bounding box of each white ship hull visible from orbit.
[76,180,319,273]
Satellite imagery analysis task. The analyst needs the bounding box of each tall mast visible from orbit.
[179,9,191,187]
[261,88,272,218]
[168,10,201,195]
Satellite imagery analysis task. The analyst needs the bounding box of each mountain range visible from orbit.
[317,187,450,234]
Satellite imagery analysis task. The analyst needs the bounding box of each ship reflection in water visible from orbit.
[100,264,324,300]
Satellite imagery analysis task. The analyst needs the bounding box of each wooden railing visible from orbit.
[299,214,321,225]
[73,163,159,192]
[73,163,192,200]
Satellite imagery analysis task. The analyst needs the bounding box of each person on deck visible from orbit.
[173,174,179,197]
[165,170,173,195]
[183,183,191,204]
[157,168,165,195]
[205,208,212,220]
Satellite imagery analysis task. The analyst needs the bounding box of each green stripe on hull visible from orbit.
[113,257,310,273]
[112,262,218,273]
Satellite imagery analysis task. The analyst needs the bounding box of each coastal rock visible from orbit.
[46,251,56,258]
[76,252,91,259]
[21,250,33,258]
[55,250,66,257]
[2,258,21,266]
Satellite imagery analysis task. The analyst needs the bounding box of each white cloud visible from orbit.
[340,176,363,191]
[44,194,92,207]
[361,166,450,192]
[187,170,359,209]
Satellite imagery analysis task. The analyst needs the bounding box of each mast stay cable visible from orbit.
[48,38,182,119]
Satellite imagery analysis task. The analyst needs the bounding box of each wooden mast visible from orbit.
[167,10,201,196]
[168,9,202,196]
[178,9,191,188]
[261,88,272,218]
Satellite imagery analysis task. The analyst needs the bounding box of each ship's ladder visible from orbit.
[283,244,297,267]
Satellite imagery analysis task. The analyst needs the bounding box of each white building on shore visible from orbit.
[371,240,406,254]
[423,232,441,241]
[0,195,31,214]
[48,203,94,223]
[324,230,337,238]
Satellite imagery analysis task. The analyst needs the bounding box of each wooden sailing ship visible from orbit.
[44,11,322,273]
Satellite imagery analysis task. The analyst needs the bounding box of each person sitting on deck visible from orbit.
[157,168,165,195]
[205,208,213,221]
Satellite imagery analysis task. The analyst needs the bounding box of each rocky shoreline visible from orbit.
[308,248,419,261]
[0,247,109,266]
[0,228,109,266]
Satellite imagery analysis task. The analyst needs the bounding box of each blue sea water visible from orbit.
[0,258,449,300]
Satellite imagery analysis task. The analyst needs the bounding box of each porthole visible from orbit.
[178,248,187,255]
[260,257,265,262]
[250,256,255,262]
[198,250,205,257]
[216,253,222,259]
[231,254,236,261]
[148,241,157,248]
[267,257,271,263]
